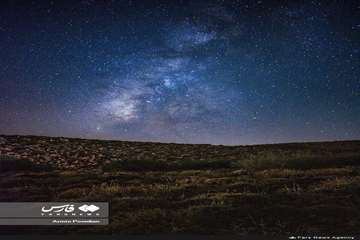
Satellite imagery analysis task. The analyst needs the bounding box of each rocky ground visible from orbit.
[0,135,359,235]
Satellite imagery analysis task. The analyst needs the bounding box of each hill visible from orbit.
[0,135,359,235]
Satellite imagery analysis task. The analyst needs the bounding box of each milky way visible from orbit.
[0,1,359,144]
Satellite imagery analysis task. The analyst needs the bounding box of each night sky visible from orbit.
[0,0,359,145]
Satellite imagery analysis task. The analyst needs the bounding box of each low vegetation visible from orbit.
[0,135,359,235]
[0,155,52,172]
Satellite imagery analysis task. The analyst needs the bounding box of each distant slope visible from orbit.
[0,135,359,170]
[0,135,360,234]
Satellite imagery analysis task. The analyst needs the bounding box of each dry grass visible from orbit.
[0,137,359,234]
[311,176,360,192]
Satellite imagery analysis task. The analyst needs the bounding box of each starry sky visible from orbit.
[0,0,359,145]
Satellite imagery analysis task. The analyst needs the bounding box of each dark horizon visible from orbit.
[0,0,359,145]
[1,133,359,147]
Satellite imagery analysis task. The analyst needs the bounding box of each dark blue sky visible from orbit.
[0,0,359,145]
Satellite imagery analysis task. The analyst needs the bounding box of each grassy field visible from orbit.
[0,135,359,235]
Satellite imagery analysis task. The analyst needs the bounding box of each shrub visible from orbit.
[102,159,232,172]
[0,155,34,172]
[0,155,52,172]
[102,159,165,172]
[232,152,360,170]
[175,159,232,170]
